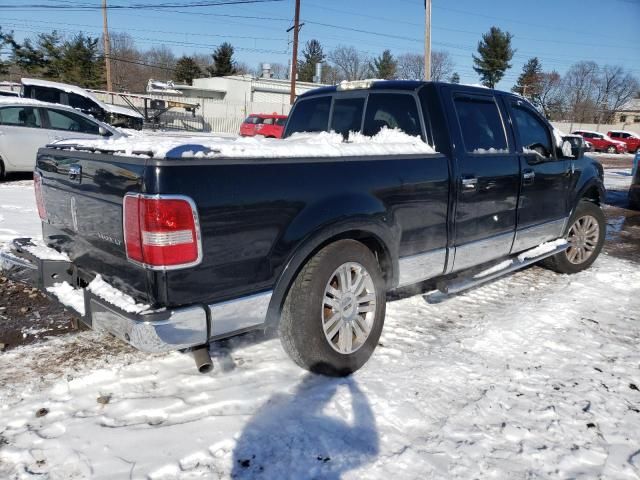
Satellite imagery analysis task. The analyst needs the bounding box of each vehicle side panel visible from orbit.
[148,154,450,307]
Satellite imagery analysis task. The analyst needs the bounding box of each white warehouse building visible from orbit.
[178,74,325,104]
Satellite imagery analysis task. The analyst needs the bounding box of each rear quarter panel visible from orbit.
[149,154,450,307]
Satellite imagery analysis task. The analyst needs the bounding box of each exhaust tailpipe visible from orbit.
[192,346,213,374]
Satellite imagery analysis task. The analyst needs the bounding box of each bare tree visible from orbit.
[329,46,369,81]
[270,62,288,80]
[145,45,176,83]
[397,53,424,80]
[108,33,145,92]
[561,61,599,123]
[538,70,563,119]
[595,65,639,123]
[321,64,342,84]
[430,50,455,82]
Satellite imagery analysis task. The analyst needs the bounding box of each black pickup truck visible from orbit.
[2,80,606,376]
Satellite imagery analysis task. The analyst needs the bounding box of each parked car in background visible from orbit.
[240,113,287,138]
[572,130,627,154]
[21,78,144,130]
[630,151,640,210]
[0,90,20,97]
[608,130,640,153]
[0,98,121,178]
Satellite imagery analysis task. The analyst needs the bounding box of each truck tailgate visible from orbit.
[36,148,152,304]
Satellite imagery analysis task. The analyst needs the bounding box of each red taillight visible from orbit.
[34,171,46,221]
[123,194,201,269]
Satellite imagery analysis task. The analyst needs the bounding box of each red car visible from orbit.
[572,130,627,154]
[608,130,640,153]
[239,113,287,138]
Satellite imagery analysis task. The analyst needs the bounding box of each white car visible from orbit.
[0,98,121,178]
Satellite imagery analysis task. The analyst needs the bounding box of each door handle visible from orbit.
[523,169,535,185]
[461,176,478,191]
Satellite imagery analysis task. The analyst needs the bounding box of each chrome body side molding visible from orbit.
[397,248,447,287]
[451,231,515,273]
[511,217,568,254]
[208,290,272,338]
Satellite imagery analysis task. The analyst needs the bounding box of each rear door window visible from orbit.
[363,93,422,137]
[45,108,100,135]
[30,86,61,104]
[454,96,508,153]
[0,106,42,128]
[330,97,365,138]
[285,96,331,136]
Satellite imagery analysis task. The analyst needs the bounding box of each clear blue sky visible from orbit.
[1,0,639,90]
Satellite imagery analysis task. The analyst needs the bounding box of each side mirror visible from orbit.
[558,136,584,160]
[98,126,111,137]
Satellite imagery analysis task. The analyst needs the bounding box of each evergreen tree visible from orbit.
[58,34,104,88]
[472,26,515,88]
[450,72,460,84]
[0,27,14,75]
[512,57,543,103]
[370,49,397,79]
[298,39,325,82]
[207,42,237,77]
[174,56,202,85]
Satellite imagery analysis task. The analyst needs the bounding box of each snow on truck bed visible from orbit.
[55,127,437,159]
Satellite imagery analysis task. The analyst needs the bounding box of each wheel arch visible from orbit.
[264,224,397,329]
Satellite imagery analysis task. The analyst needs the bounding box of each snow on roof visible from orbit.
[621,98,640,111]
[53,127,437,159]
[21,78,144,119]
[22,78,102,103]
[102,103,144,119]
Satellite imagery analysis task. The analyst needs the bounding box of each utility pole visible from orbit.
[288,0,301,104]
[424,0,431,81]
[102,0,112,91]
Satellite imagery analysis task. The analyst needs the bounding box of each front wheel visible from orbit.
[543,200,606,274]
[279,239,386,377]
[606,146,617,154]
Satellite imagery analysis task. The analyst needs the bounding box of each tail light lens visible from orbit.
[123,194,202,269]
[34,171,46,221]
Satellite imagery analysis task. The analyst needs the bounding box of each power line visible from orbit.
[0,0,286,10]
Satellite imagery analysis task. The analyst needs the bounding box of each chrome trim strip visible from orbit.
[452,231,515,273]
[511,217,568,254]
[397,248,447,287]
[91,300,208,353]
[208,290,272,338]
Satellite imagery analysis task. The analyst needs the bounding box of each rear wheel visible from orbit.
[543,200,605,274]
[0,158,5,181]
[279,239,386,377]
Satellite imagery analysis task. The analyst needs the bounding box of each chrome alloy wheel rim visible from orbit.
[322,262,376,354]
[566,214,599,264]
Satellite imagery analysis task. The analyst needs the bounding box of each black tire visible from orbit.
[543,200,606,274]
[279,239,386,377]
[606,146,616,154]
[0,158,5,181]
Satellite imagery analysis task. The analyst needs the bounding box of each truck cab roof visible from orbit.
[297,79,494,99]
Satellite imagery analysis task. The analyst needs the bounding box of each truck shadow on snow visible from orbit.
[230,370,379,479]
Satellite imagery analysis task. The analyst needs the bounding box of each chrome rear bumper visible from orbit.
[1,238,208,353]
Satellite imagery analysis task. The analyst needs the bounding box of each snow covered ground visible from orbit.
[0,171,639,479]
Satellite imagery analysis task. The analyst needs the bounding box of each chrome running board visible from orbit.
[437,242,568,296]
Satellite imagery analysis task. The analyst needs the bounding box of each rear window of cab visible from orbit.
[284,92,423,140]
